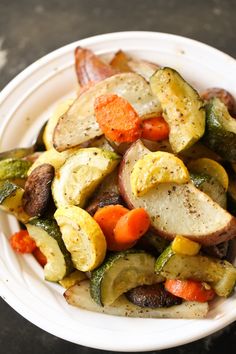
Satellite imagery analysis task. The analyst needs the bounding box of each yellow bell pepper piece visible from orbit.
[172,235,201,256]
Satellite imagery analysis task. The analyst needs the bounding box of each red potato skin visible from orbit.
[75,47,115,86]
[118,145,236,246]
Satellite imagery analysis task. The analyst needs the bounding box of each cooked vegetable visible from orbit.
[52,148,120,208]
[86,192,124,216]
[0,180,30,223]
[228,175,236,215]
[59,270,87,289]
[155,245,236,296]
[130,151,190,197]
[188,158,228,191]
[119,140,236,245]
[141,116,169,141]
[110,50,131,72]
[94,94,142,143]
[54,206,107,271]
[114,208,150,246]
[43,99,74,150]
[65,280,209,318]
[27,148,77,175]
[0,158,31,181]
[201,88,235,114]
[110,50,159,81]
[126,283,182,308]
[33,247,47,267]
[90,250,162,306]
[53,73,162,151]
[22,163,54,217]
[203,241,229,259]
[136,231,170,255]
[190,173,227,209]
[165,279,215,302]
[93,204,130,251]
[172,235,201,256]
[150,67,205,153]
[203,98,236,162]
[75,47,115,86]
[26,218,73,282]
[179,141,221,162]
[10,230,36,253]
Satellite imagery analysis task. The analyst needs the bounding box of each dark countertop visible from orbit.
[0,0,236,352]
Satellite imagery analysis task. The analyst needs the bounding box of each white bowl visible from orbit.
[0,31,236,352]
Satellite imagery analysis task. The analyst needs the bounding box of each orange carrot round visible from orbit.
[10,230,37,254]
[165,279,215,303]
[141,116,169,141]
[93,204,131,251]
[33,247,47,267]
[94,94,142,143]
[114,208,150,244]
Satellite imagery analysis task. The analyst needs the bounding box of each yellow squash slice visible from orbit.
[188,158,229,191]
[54,206,107,272]
[130,151,190,197]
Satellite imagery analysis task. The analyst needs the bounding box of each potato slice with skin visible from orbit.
[53,73,162,152]
[131,151,190,197]
[43,99,74,150]
[54,206,107,272]
[64,280,209,319]
[119,140,236,246]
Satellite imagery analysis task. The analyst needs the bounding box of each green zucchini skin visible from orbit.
[27,218,73,281]
[155,246,236,297]
[90,250,161,306]
[0,180,18,204]
[0,158,32,180]
[203,98,236,162]
[190,173,227,208]
[0,180,30,223]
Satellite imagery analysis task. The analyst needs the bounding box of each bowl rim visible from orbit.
[0,31,236,352]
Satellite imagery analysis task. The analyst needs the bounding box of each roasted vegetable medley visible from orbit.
[1,47,236,319]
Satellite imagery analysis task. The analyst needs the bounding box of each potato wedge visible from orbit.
[64,280,208,318]
[75,47,115,86]
[119,140,236,245]
[53,73,162,152]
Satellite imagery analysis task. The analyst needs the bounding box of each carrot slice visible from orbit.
[10,230,37,253]
[141,116,169,141]
[165,279,215,303]
[94,204,131,251]
[94,94,142,143]
[114,208,150,244]
[33,247,47,267]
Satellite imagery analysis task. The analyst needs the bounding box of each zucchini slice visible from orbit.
[26,218,73,282]
[65,280,209,318]
[150,67,205,153]
[0,180,30,223]
[0,158,32,180]
[90,250,163,306]
[52,148,120,208]
[204,98,236,162]
[190,173,227,209]
[155,246,236,297]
